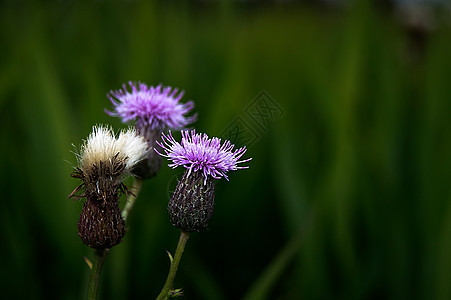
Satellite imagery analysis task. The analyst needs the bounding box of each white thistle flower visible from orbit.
[79,125,148,177]
[70,125,149,249]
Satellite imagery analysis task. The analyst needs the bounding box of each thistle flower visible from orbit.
[156,130,251,232]
[107,82,196,131]
[107,82,197,179]
[69,125,148,249]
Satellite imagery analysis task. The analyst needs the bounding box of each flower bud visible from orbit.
[168,171,215,232]
[78,197,126,249]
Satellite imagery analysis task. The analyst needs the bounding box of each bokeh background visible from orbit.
[2,0,451,299]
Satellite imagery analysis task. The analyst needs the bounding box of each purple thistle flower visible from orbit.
[157,130,251,232]
[107,82,197,179]
[156,130,252,183]
[107,82,197,131]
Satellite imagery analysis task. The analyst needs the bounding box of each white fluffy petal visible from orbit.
[80,125,148,175]
[117,127,149,172]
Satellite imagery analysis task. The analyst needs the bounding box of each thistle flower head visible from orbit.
[159,130,251,232]
[156,130,251,182]
[107,82,197,131]
[70,125,148,249]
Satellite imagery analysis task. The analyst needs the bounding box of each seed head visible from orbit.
[78,125,148,179]
[69,125,148,249]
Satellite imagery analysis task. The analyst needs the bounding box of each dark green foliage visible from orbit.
[1,1,451,299]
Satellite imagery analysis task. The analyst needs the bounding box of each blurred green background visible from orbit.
[1,0,451,299]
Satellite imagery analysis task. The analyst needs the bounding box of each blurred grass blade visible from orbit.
[243,211,314,300]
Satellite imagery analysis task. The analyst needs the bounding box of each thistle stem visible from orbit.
[122,177,143,222]
[87,248,108,300]
[156,230,190,300]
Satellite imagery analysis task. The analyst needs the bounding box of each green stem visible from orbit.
[122,177,143,222]
[87,248,108,300]
[156,230,190,300]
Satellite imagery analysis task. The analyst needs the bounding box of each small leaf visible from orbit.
[84,256,93,270]
[166,251,174,264]
[169,288,184,298]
